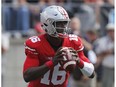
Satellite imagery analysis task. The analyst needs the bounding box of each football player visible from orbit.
[23,5,95,87]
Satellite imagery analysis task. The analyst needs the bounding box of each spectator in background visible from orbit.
[75,4,96,33]
[70,17,93,51]
[2,33,10,55]
[25,0,42,28]
[26,0,55,28]
[86,30,98,45]
[2,0,30,37]
[108,8,114,24]
[2,32,10,87]
[84,0,97,4]
[2,0,14,31]
[95,23,114,87]
[68,17,97,87]
[17,0,30,37]
[34,22,45,35]
[56,0,66,6]
[85,29,102,87]
[99,0,114,36]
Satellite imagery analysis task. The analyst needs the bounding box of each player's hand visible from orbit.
[68,47,80,63]
[52,47,67,65]
[52,47,80,65]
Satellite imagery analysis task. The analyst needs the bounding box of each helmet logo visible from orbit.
[54,14,58,16]
[46,18,53,24]
[57,7,69,19]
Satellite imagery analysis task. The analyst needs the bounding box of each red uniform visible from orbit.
[23,34,90,87]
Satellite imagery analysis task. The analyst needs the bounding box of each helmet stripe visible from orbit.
[57,7,69,19]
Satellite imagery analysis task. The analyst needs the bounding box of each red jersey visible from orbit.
[23,34,89,87]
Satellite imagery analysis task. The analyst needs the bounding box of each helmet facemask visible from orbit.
[44,18,70,38]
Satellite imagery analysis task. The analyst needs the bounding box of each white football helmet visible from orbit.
[40,5,70,37]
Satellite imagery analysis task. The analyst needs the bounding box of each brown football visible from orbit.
[59,47,76,72]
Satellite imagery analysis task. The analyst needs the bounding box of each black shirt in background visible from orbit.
[26,0,39,3]
[2,0,13,3]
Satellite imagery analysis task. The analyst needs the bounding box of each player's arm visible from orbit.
[71,36,95,78]
[23,43,51,82]
[23,58,51,82]
[23,39,64,82]
[23,51,64,82]
[76,51,95,78]
[24,65,50,83]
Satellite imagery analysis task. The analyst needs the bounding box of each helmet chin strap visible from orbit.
[57,33,68,38]
[48,33,65,38]
[50,30,68,38]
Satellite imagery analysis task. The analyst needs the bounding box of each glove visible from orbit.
[57,47,79,72]
[52,47,66,65]
[52,47,80,66]
[68,47,80,63]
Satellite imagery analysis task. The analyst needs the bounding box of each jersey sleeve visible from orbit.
[23,56,40,72]
[70,35,94,77]
[78,51,90,63]
[23,37,40,72]
[70,35,84,52]
[69,35,90,63]
[77,44,94,77]
[24,37,39,57]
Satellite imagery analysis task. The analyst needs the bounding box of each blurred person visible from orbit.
[70,17,81,35]
[24,0,55,28]
[84,0,97,4]
[99,0,114,36]
[64,0,95,20]
[17,0,30,36]
[70,17,96,55]
[1,32,10,87]
[86,30,98,44]
[94,23,114,87]
[104,0,114,6]
[70,17,92,50]
[2,0,30,37]
[28,0,55,28]
[24,0,42,28]
[86,29,103,87]
[2,33,10,56]
[56,0,66,6]
[75,4,96,33]
[67,17,97,87]
[85,29,100,65]
[34,22,45,35]
[108,8,114,24]
[2,0,14,31]
[23,5,95,87]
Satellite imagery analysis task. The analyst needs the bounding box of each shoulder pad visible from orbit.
[24,36,41,56]
[25,36,41,49]
[68,34,84,51]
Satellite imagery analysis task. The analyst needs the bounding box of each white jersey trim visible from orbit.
[25,46,36,51]
[77,46,84,52]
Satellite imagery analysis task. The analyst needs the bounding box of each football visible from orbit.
[59,47,77,72]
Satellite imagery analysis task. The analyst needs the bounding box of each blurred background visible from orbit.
[1,0,114,87]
